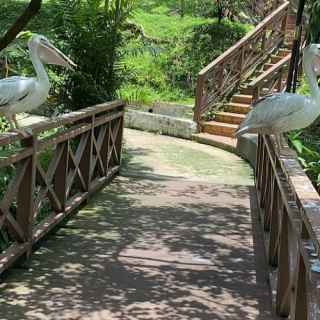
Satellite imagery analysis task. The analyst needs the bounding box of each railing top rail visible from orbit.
[248,54,291,87]
[280,149,320,251]
[199,1,290,77]
[0,100,125,146]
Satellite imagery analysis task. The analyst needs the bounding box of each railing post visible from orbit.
[291,254,308,320]
[194,74,205,128]
[277,70,283,92]
[252,87,260,104]
[115,113,124,167]
[280,6,288,45]
[16,136,36,257]
[276,208,290,317]
[79,116,94,191]
[218,63,224,95]
[268,182,280,266]
[54,141,69,211]
[261,28,267,52]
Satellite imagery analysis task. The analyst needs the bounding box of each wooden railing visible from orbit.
[0,100,125,274]
[249,54,291,102]
[256,136,320,319]
[193,1,289,124]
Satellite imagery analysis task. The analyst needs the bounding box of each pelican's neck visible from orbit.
[29,46,49,85]
[304,58,320,100]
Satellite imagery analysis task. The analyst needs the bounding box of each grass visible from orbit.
[132,7,212,40]
[120,2,214,106]
[119,1,251,106]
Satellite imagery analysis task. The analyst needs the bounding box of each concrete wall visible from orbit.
[124,109,197,140]
[236,134,258,168]
[129,102,194,119]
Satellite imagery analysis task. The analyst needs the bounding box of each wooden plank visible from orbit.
[38,123,92,151]
[0,243,29,274]
[54,142,68,211]
[0,148,33,168]
[79,117,94,191]
[31,101,124,135]
[0,101,125,147]
[16,137,36,248]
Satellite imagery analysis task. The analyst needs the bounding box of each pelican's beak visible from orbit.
[39,41,77,71]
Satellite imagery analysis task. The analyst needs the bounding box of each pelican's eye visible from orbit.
[40,38,48,46]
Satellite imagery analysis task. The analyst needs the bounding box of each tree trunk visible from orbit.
[0,0,42,52]
[180,0,185,18]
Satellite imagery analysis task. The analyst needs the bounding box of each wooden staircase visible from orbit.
[199,48,291,140]
[193,3,295,152]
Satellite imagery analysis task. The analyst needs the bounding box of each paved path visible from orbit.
[0,129,274,320]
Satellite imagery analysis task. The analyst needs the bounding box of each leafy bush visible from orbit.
[288,130,320,189]
[165,19,250,94]
[53,0,135,110]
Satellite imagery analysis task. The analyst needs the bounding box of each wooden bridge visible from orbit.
[0,1,319,319]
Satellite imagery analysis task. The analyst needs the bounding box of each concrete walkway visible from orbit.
[0,129,274,320]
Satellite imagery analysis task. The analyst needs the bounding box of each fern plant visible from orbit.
[53,0,135,110]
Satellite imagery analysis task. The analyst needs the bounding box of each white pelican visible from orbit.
[0,34,76,136]
[235,44,320,149]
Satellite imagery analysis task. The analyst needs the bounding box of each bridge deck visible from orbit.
[0,129,275,320]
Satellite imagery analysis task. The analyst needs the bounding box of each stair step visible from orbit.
[231,94,252,104]
[201,121,238,137]
[263,63,275,71]
[278,48,291,57]
[285,42,293,50]
[215,112,246,125]
[193,133,237,153]
[287,15,296,24]
[240,87,254,95]
[225,102,251,114]
[270,55,283,64]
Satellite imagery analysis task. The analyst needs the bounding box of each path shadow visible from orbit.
[0,143,274,320]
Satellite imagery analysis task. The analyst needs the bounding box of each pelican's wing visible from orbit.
[0,77,35,108]
[246,93,305,127]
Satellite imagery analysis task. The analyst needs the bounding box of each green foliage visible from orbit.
[118,84,159,105]
[53,0,135,110]
[308,0,320,43]
[288,130,320,188]
[119,1,251,105]
[291,79,320,189]
[288,73,320,188]
[165,19,250,93]
[135,0,248,20]
[132,7,212,40]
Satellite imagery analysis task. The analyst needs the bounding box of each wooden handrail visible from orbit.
[194,1,289,124]
[249,54,291,101]
[0,100,125,274]
[0,100,124,146]
[249,54,291,88]
[256,135,320,319]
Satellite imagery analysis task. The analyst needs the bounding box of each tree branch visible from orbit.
[0,0,42,52]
